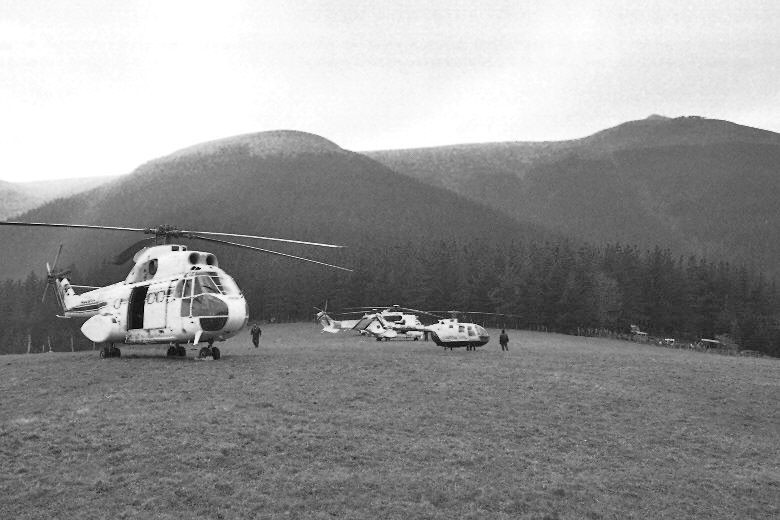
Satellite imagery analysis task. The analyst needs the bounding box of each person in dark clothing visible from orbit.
[499,329,509,351]
[250,323,262,348]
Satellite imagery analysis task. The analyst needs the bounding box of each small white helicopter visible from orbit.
[422,311,492,350]
[317,305,500,350]
[1,221,351,359]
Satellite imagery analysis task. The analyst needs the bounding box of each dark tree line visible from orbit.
[1,240,779,357]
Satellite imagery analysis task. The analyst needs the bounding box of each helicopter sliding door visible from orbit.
[127,286,148,330]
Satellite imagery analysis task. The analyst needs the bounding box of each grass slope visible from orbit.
[1,325,777,519]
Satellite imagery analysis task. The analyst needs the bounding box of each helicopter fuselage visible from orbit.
[427,319,490,348]
[58,245,249,346]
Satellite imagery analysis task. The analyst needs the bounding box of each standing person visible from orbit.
[250,323,262,348]
[499,329,509,351]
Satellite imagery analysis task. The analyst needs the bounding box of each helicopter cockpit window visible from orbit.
[193,275,220,295]
[191,294,228,317]
[476,325,487,336]
[209,273,241,296]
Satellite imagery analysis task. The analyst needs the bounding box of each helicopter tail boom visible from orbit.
[316,311,341,333]
[56,278,102,318]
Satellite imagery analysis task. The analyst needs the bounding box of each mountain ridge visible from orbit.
[367,116,780,277]
[0,131,554,281]
[4,117,780,279]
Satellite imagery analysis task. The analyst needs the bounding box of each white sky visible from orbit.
[1,0,778,182]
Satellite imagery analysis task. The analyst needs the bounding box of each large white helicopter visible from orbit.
[1,221,351,359]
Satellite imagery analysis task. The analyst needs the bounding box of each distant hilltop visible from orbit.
[161,130,346,161]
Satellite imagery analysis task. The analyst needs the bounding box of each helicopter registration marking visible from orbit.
[145,291,165,304]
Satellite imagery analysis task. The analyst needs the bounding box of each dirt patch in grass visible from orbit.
[1,325,778,519]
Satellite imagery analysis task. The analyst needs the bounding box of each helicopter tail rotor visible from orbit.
[42,244,71,307]
[43,244,62,303]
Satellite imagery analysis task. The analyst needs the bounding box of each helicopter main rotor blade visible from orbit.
[189,235,353,272]
[1,221,148,233]
[179,229,343,248]
[428,309,521,318]
[1,221,345,248]
[397,307,444,318]
[343,305,443,317]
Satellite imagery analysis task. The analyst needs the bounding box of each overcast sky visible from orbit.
[1,0,777,182]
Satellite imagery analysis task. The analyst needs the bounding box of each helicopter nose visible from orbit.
[224,296,249,332]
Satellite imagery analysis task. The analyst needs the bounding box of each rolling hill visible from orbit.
[0,130,553,281]
[0,176,118,220]
[367,116,780,277]
[0,180,42,221]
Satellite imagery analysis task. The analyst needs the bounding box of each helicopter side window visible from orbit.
[458,325,465,333]
[467,326,476,337]
[180,279,194,317]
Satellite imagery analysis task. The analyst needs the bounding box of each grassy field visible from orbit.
[0,324,777,519]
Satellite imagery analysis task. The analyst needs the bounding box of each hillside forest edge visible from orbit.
[1,239,778,357]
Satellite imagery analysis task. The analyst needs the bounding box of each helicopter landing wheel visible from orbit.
[102,345,120,358]
[212,347,221,360]
[177,345,186,357]
[166,346,176,357]
[198,347,211,359]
